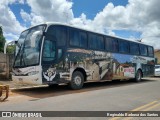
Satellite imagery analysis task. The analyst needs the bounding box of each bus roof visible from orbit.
[29,22,152,47]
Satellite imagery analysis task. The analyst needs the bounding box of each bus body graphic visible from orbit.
[12,22,155,89]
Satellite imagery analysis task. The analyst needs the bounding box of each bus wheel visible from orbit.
[69,71,84,90]
[135,70,142,82]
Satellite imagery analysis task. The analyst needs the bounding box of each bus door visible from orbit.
[42,38,57,84]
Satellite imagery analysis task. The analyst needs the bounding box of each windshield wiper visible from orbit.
[20,52,26,66]
[20,44,27,66]
[14,44,26,67]
[13,44,22,67]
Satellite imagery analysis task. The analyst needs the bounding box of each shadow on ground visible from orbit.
[11,79,156,100]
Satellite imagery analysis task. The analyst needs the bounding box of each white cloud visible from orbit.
[0,0,160,49]
[18,0,25,4]
[81,0,160,48]
[0,0,16,5]
[71,0,160,48]
[4,33,19,41]
[0,0,26,41]
[20,9,31,22]
[70,13,93,30]
[25,0,74,25]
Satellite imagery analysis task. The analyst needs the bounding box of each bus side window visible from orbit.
[69,29,79,47]
[105,37,111,51]
[148,46,154,57]
[88,33,97,49]
[89,33,104,50]
[111,39,118,52]
[69,28,87,48]
[97,35,104,50]
[47,26,67,46]
[119,40,129,53]
[42,40,56,61]
[106,37,118,52]
[130,42,140,55]
[140,44,148,56]
[79,32,87,48]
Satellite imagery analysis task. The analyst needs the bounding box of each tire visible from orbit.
[135,70,142,82]
[69,71,84,90]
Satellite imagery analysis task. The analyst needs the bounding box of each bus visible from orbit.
[12,22,155,89]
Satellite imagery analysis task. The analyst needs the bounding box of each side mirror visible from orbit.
[14,40,21,48]
[30,31,43,48]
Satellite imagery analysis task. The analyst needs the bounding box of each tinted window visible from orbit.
[97,35,104,50]
[105,37,112,51]
[148,46,154,57]
[69,29,79,46]
[79,32,87,48]
[105,37,118,52]
[69,28,87,48]
[130,42,140,55]
[89,33,104,50]
[89,33,96,49]
[47,26,67,46]
[119,40,129,53]
[42,40,56,62]
[140,44,148,56]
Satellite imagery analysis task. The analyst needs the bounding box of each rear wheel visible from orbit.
[69,71,84,90]
[135,70,142,82]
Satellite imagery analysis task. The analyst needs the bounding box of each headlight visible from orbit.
[27,71,39,76]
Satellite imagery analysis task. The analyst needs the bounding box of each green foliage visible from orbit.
[0,26,2,35]
[0,26,6,52]
[6,45,16,54]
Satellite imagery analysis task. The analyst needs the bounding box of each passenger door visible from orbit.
[42,39,57,84]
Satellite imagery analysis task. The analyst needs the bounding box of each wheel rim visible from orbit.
[74,76,82,86]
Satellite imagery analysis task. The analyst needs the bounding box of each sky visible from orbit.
[0,0,160,48]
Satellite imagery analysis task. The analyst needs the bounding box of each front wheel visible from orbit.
[69,71,84,90]
[135,70,142,82]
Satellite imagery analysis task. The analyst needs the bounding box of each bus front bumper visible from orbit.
[12,74,43,85]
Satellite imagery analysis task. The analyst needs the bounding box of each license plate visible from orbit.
[19,78,23,82]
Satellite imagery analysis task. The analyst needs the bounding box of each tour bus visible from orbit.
[12,22,155,89]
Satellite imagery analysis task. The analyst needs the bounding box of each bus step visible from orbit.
[0,85,9,102]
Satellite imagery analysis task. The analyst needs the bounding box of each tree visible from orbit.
[0,26,6,52]
[6,45,16,54]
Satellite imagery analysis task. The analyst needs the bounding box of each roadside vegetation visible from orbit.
[0,26,6,53]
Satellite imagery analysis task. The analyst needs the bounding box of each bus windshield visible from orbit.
[14,25,46,67]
